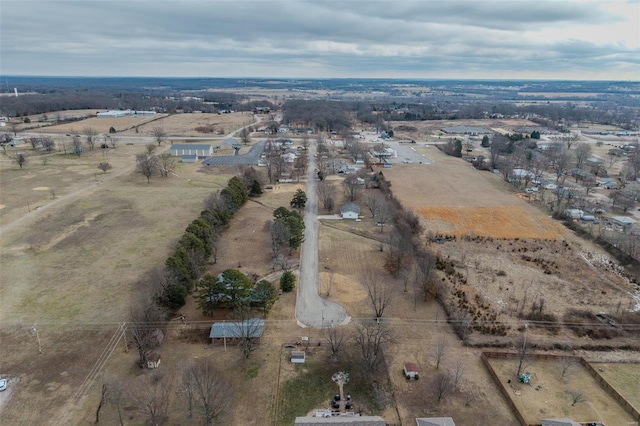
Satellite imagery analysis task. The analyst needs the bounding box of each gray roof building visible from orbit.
[209,318,265,339]
[416,418,456,426]
[340,203,361,215]
[294,416,385,425]
[540,419,581,426]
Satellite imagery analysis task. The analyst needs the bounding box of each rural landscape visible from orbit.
[0,77,639,426]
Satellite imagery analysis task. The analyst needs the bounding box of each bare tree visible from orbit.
[146,143,157,154]
[430,372,454,403]
[231,306,262,359]
[574,142,591,169]
[583,176,597,195]
[130,276,166,368]
[376,201,393,233]
[452,358,466,389]
[128,372,172,425]
[71,135,83,156]
[548,146,571,184]
[322,272,334,297]
[180,358,235,425]
[362,269,394,319]
[136,153,157,183]
[14,152,27,169]
[432,337,449,369]
[353,320,394,379]
[323,326,347,356]
[83,127,97,150]
[268,219,290,260]
[98,162,112,174]
[95,382,109,423]
[239,127,251,145]
[156,153,175,178]
[317,181,336,212]
[152,127,167,146]
[566,389,587,406]
[364,192,382,218]
[343,173,362,202]
[106,378,125,426]
[301,134,310,151]
[560,358,575,381]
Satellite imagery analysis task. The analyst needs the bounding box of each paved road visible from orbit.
[296,142,350,328]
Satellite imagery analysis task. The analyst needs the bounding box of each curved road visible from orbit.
[296,141,350,328]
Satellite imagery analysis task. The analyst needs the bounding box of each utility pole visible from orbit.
[119,322,129,352]
[31,324,42,353]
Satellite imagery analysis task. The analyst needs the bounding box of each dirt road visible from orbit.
[295,141,350,327]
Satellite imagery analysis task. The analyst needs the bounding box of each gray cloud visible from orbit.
[1,0,638,79]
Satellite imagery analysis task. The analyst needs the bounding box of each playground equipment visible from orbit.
[518,372,532,386]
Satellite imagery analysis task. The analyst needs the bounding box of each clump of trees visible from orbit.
[267,207,305,264]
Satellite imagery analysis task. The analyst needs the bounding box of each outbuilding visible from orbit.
[170,143,213,158]
[209,318,265,345]
[290,351,306,364]
[403,363,419,380]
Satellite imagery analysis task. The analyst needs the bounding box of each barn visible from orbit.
[170,143,213,158]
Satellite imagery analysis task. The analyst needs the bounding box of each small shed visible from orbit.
[291,351,306,364]
[340,203,360,220]
[403,363,419,380]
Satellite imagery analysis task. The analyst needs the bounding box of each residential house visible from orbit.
[340,203,360,220]
[209,318,265,345]
[609,216,636,233]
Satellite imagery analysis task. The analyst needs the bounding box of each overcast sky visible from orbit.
[1,0,638,80]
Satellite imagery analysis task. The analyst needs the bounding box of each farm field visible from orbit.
[38,114,165,134]
[487,357,636,425]
[118,111,254,137]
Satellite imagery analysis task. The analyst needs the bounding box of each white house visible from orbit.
[340,203,360,219]
[170,144,213,158]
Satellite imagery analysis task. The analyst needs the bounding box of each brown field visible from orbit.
[487,357,636,424]
[38,114,164,134]
[118,112,254,137]
[417,206,565,239]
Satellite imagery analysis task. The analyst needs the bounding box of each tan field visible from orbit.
[118,112,254,137]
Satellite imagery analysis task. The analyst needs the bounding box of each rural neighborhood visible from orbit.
[0,77,639,426]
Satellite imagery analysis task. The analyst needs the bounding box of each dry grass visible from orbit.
[591,362,640,412]
[417,206,565,239]
[487,357,637,424]
[119,112,254,137]
[40,114,163,134]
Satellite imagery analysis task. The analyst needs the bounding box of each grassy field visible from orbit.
[119,112,254,137]
[487,357,636,424]
[39,114,163,134]
[592,362,640,412]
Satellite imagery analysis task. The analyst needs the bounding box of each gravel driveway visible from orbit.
[295,142,350,328]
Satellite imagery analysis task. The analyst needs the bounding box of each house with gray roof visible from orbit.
[209,318,264,345]
[340,203,360,219]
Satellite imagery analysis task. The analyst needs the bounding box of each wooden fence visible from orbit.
[481,351,640,426]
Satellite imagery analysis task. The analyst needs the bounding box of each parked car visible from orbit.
[0,378,7,391]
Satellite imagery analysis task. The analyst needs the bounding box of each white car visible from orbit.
[0,379,7,391]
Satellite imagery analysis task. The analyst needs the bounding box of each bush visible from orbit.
[109,126,116,133]
[280,271,296,292]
